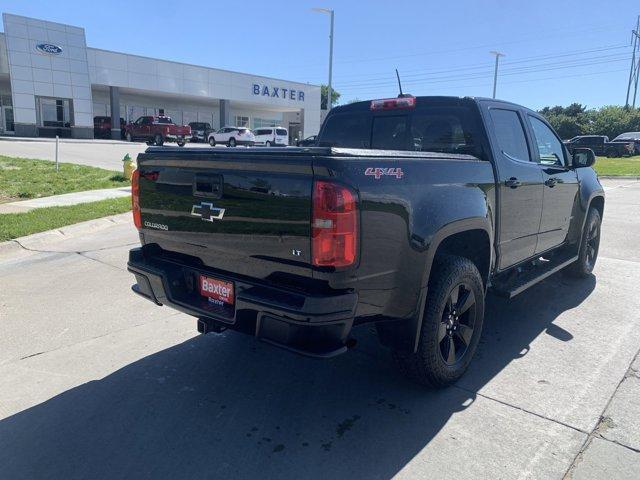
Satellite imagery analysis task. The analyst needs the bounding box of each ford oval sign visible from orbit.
[36,43,63,55]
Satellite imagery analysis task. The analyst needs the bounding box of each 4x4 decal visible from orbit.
[365,167,404,179]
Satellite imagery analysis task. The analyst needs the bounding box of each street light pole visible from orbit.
[490,51,505,99]
[313,8,335,110]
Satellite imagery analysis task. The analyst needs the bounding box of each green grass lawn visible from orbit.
[0,196,132,242]
[0,156,129,204]
[595,156,640,176]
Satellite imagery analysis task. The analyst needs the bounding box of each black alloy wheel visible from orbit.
[567,207,601,278]
[439,282,476,366]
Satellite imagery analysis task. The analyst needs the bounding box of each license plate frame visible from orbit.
[198,274,235,306]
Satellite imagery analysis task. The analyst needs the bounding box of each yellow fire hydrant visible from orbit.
[122,154,135,180]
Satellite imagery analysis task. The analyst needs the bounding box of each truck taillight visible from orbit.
[312,180,358,267]
[370,96,416,111]
[132,169,142,229]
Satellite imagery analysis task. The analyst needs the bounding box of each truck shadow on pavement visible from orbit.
[0,274,595,480]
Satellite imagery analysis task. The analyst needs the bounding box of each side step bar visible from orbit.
[490,254,578,299]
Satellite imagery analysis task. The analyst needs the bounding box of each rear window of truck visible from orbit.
[319,107,480,155]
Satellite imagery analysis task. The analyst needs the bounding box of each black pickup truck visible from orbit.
[563,135,634,158]
[128,95,604,387]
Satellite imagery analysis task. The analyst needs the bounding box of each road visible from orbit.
[1,178,639,479]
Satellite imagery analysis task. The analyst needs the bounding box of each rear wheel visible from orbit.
[228,137,236,147]
[209,136,216,146]
[177,141,185,147]
[126,132,133,142]
[265,141,272,147]
[566,207,601,278]
[154,134,164,146]
[393,255,484,388]
[606,148,619,158]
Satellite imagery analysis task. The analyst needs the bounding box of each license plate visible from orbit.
[199,275,234,305]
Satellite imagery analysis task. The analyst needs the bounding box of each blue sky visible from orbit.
[1,0,638,109]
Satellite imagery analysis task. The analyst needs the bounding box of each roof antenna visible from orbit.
[396,69,411,98]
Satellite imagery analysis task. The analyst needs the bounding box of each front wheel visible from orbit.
[208,136,216,146]
[228,137,236,147]
[566,207,601,278]
[606,149,619,158]
[154,134,164,146]
[393,255,485,388]
[265,141,272,147]
[126,132,133,142]
[177,141,185,147]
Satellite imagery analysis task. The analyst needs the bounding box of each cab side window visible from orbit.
[528,116,565,167]
[489,109,530,161]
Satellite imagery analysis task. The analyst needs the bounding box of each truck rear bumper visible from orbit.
[127,247,357,357]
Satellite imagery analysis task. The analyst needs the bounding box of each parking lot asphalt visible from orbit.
[0,139,252,170]
[0,178,639,479]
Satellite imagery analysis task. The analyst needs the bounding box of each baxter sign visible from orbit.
[253,84,305,102]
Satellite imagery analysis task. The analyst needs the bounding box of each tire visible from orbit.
[566,207,601,278]
[209,136,216,146]
[126,132,133,142]
[265,141,272,147]
[393,255,485,388]
[154,134,164,146]
[606,149,619,158]
[177,141,185,147]
[228,137,236,147]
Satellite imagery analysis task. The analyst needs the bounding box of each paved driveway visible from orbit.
[0,179,638,479]
[0,139,229,170]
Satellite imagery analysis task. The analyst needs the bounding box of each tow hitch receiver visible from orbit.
[197,318,227,334]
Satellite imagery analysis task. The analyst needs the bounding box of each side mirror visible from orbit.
[572,148,596,168]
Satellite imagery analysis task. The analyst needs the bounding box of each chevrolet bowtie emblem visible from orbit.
[191,202,225,222]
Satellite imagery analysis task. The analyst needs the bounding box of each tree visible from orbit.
[539,103,589,139]
[539,104,640,140]
[321,85,341,110]
[585,106,640,139]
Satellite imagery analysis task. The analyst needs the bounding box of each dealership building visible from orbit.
[0,13,321,141]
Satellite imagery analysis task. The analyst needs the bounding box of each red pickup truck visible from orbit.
[124,116,191,146]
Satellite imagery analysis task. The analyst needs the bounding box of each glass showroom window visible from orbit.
[253,117,280,129]
[234,115,249,127]
[37,97,73,128]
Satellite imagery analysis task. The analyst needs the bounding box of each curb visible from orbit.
[599,176,640,180]
[0,212,132,261]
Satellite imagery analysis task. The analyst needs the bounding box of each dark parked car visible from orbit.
[128,95,604,387]
[296,135,317,147]
[563,135,633,158]
[93,116,125,139]
[611,132,640,155]
[188,122,212,143]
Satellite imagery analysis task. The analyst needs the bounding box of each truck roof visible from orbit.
[330,95,534,114]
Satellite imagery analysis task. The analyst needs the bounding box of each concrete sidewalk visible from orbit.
[0,186,131,214]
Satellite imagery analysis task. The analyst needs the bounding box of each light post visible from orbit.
[490,51,505,99]
[312,8,334,110]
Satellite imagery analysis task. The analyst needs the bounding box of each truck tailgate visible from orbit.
[136,149,313,281]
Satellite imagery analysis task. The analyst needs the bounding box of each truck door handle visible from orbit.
[545,178,558,188]
[505,177,521,188]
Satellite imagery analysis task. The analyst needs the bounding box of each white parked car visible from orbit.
[208,127,255,147]
[253,127,289,146]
